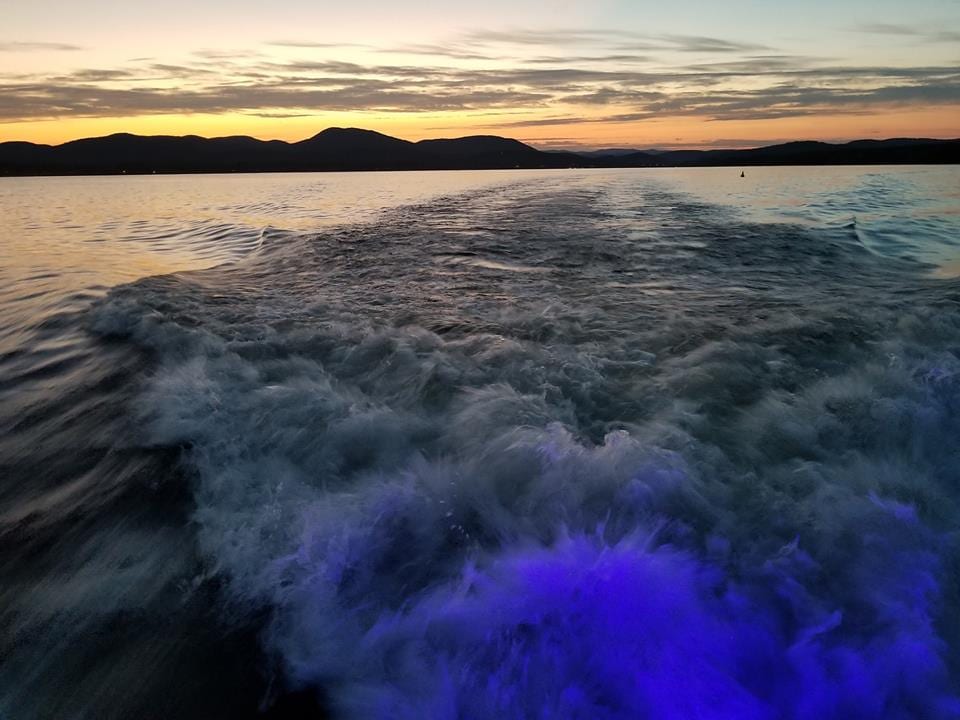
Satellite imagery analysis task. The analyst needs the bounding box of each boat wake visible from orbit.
[87,177,960,717]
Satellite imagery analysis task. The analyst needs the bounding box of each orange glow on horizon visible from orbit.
[4,105,959,150]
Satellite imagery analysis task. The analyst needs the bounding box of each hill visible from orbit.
[0,130,956,175]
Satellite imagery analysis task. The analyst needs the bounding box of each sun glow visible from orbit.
[3,0,958,148]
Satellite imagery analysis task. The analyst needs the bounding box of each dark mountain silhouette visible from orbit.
[414,136,553,168]
[0,129,956,175]
[291,128,420,170]
[612,138,960,167]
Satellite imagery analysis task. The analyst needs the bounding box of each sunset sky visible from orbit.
[3,0,959,149]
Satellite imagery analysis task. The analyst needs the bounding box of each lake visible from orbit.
[3,165,960,719]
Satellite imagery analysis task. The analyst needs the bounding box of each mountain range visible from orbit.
[1,127,957,175]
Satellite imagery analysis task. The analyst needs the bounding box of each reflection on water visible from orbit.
[0,171,530,341]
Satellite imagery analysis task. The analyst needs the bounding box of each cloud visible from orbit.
[0,32,957,127]
[0,68,554,120]
[56,68,135,82]
[484,69,960,127]
[0,41,83,52]
[246,111,316,118]
[495,115,592,128]
[193,49,264,60]
[852,23,922,36]
[849,24,960,43]
[380,44,499,61]
[525,54,652,65]
[464,28,648,47]
[659,35,770,53]
[266,40,367,49]
[462,28,770,54]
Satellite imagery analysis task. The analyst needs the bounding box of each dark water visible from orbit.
[2,167,960,719]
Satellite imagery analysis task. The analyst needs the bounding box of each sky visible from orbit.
[2,0,959,149]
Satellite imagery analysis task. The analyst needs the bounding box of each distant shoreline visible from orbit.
[4,163,960,180]
[1,127,957,177]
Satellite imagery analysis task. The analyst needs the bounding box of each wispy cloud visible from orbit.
[849,24,960,43]
[525,54,652,65]
[659,35,770,53]
[266,40,367,49]
[193,49,264,60]
[380,44,499,61]
[464,28,647,46]
[0,41,84,52]
[461,28,769,53]
[853,23,922,36]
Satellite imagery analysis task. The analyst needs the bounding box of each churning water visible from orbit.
[2,166,960,719]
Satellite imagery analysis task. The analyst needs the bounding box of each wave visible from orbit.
[91,178,960,717]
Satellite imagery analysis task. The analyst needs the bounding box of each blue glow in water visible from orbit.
[276,527,957,720]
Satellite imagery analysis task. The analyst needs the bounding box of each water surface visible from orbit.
[2,166,960,719]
